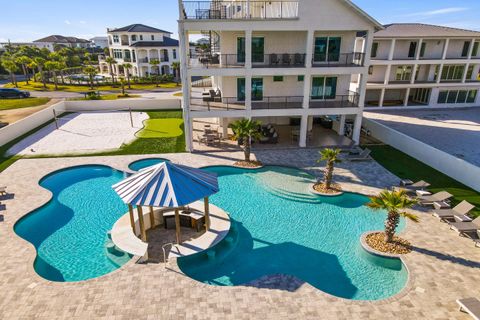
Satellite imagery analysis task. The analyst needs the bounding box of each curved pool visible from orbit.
[178,166,408,300]
[14,165,132,282]
[128,158,169,171]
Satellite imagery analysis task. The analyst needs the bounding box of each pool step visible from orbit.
[261,184,322,204]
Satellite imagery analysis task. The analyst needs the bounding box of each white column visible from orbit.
[221,118,229,137]
[157,49,161,62]
[179,23,193,152]
[379,88,385,107]
[245,75,252,111]
[357,73,368,108]
[404,88,411,107]
[388,39,396,61]
[305,30,314,68]
[415,39,423,60]
[462,63,470,83]
[442,39,450,59]
[338,115,346,135]
[468,38,476,59]
[358,30,374,109]
[245,30,252,69]
[437,64,443,84]
[384,65,391,85]
[299,115,308,147]
[302,74,311,108]
[410,64,418,84]
[352,114,363,145]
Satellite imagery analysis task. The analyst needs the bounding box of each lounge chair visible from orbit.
[394,180,430,192]
[345,148,372,161]
[433,200,475,222]
[457,297,480,320]
[417,191,453,206]
[0,186,6,196]
[450,216,480,237]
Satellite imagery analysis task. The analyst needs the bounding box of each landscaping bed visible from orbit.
[365,232,412,255]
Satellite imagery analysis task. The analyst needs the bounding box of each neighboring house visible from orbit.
[0,41,56,53]
[90,36,109,49]
[99,24,180,77]
[33,35,93,51]
[178,0,381,151]
[366,23,480,109]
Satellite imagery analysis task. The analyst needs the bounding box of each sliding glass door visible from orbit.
[237,37,246,63]
[252,37,264,63]
[314,37,341,62]
[311,77,337,99]
[252,78,263,101]
[237,78,246,101]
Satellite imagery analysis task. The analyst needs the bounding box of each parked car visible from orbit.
[0,88,30,99]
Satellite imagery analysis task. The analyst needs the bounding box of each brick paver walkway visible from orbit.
[0,150,479,319]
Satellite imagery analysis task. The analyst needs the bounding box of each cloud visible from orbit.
[403,7,467,17]
[64,20,71,25]
[80,20,86,24]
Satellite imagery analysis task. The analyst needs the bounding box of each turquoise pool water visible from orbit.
[128,158,169,171]
[14,165,132,282]
[178,166,408,300]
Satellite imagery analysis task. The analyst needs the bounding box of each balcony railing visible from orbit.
[190,97,246,111]
[139,57,149,63]
[189,53,245,68]
[252,54,306,68]
[182,1,299,20]
[309,92,359,108]
[252,96,303,109]
[312,53,365,67]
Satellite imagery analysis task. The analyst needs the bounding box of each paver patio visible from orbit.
[0,149,479,319]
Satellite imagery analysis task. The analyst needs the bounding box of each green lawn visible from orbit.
[0,98,51,111]
[5,81,180,92]
[68,94,141,101]
[136,118,184,138]
[369,145,480,218]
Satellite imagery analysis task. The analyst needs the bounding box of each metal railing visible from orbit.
[252,53,306,68]
[189,53,245,68]
[182,1,299,20]
[312,52,365,67]
[309,91,359,108]
[190,96,246,111]
[252,96,303,109]
[139,57,149,63]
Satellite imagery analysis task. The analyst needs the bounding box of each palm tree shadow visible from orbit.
[411,245,480,268]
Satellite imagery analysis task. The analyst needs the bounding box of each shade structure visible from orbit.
[112,162,219,207]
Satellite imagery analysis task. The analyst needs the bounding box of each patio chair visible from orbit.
[345,148,372,161]
[281,53,291,66]
[433,200,475,222]
[418,191,453,206]
[0,186,6,196]
[449,216,480,237]
[294,53,304,66]
[269,53,280,66]
[457,297,480,320]
[394,180,431,195]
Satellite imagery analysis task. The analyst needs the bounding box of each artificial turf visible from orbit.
[136,118,184,138]
[369,145,480,218]
[0,98,50,111]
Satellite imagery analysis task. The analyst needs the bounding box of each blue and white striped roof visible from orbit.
[112,162,219,207]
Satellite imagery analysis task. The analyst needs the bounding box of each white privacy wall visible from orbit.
[363,118,480,191]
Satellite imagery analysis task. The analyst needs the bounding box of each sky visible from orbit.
[1,0,480,42]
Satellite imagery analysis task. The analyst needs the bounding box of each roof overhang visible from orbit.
[341,0,384,31]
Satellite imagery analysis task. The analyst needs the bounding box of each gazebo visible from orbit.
[112,162,219,244]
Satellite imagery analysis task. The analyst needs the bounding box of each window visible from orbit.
[151,35,155,40]
[467,90,477,103]
[457,90,468,103]
[447,91,458,104]
[467,65,474,80]
[112,49,122,59]
[462,41,470,57]
[438,89,477,104]
[473,42,480,57]
[314,36,341,62]
[251,78,263,101]
[131,35,137,42]
[173,49,177,59]
[252,37,264,63]
[438,91,448,104]
[297,75,304,82]
[273,76,283,82]
[420,42,426,58]
[368,66,373,75]
[408,42,417,58]
[237,37,246,63]
[395,66,412,81]
[237,78,245,101]
[113,35,119,43]
[371,42,378,58]
[441,65,465,81]
[311,77,337,99]
[140,35,143,41]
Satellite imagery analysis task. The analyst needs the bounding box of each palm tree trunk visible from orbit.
[244,137,251,162]
[127,73,131,89]
[9,72,17,87]
[53,72,58,90]
[22,65,29,85]
[324,161,333,189]
[32,68,37,82]
[384,212,400,243]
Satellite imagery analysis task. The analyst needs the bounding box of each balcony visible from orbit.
[189,53,245,68]
[182,1,299,20]
[309,92,359,109]
[252,96,303,109]
[139,58,149,63]
[190,87,245,111]
[312,53,365,67]
[252,54,306,68]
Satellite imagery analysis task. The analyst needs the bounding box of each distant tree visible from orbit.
[229,119,262,162]
[1,54,19,87]
[34,57,47,89]
[44,61,62,90]
[105,57,117,83]
[15,56,33,85]
[122,63,132,89]
[27,59,38,82]
[149,59,160,87]
[171,61,180,84]
[83,65,98,89]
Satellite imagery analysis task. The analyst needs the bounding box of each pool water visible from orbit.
[128,158,169,171]
[14,165,132,282]
[178,166,408,300]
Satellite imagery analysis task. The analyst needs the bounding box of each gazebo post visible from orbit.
[175,209,181,244]
[137,206,147,242]
[149,206,155,229]
[128,204,136,235]
[204,197,210,230]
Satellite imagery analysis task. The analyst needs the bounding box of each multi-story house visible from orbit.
[366,24,480,109]
[100,24,180,77]
[178,0,382,151]
[33,35,92,51]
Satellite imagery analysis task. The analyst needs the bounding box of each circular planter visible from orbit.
[232,161,264,169]
[360,231,403,258]
[309,183,344,197]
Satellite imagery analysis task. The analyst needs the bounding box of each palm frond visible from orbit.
[400,211,420,222]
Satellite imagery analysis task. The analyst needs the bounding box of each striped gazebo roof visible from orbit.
[112,162,219,207]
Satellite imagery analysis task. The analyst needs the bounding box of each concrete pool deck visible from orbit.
[0,150,479,319]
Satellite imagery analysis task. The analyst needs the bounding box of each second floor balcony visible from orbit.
[312,53,365,67]
[181,1,299,20]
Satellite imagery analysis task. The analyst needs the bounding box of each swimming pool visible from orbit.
[14,165,132,282]
[178,166,408,300]
[128,158,169,171]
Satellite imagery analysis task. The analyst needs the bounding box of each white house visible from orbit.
[100,24,180,77]
[33,35,92,51]
[90,37,109,49]
[178,0,382,151]
[366,23,480,109]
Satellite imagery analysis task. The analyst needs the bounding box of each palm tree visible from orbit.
[1,55,19,87]
[34,57,47,89]
[44,61,62,90]
[229,119,262,162]
[83,65,98,90]
[105,57,117,84]
[149,58,160,87]
[317,148,342,190]
[367,190,419,243]
[171,61,180,83]
[122,63,132,89]
[27,59,38,82]
[15,56,33,85]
